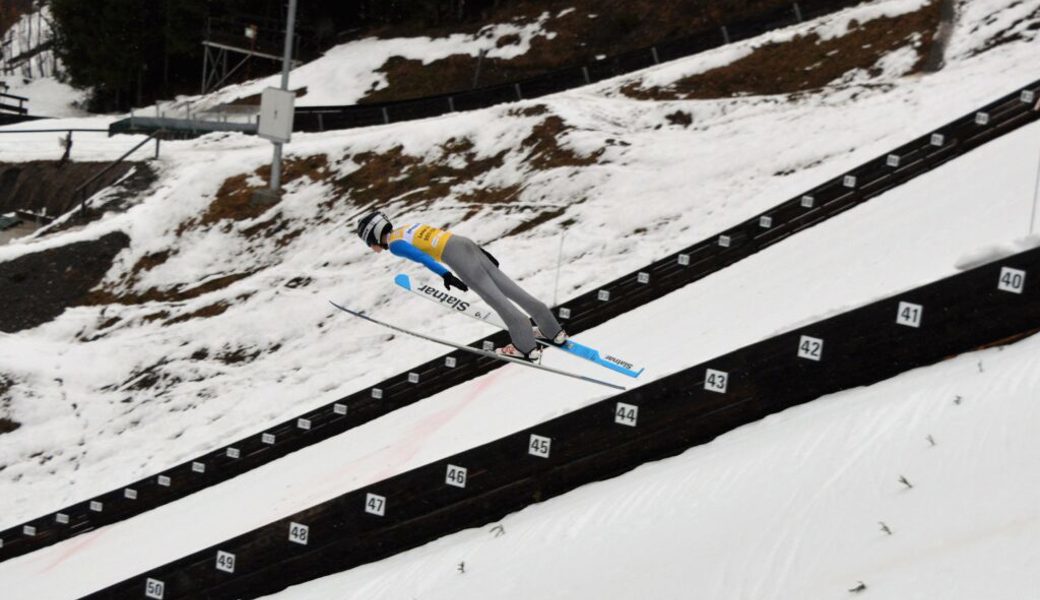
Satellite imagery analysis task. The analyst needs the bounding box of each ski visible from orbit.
[328,300,626,391]
[394,274,645,379]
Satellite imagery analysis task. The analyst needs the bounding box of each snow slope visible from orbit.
[0,1,1035,594]
[262,324,1040,600]
[0,0,1038,533]
[1,80,1038,600]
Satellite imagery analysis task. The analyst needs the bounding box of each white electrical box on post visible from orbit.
[258,87,294,144]
[253,0,298,207]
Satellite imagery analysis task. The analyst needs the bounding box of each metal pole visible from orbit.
[1030,144,1040,235]
[61,131,72,162]
[201,45,209,94]
[472,48,487,89]
[552,232,566,306]
[271,0,298,193]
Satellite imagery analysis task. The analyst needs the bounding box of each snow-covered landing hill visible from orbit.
[0,0,1038,540]
[262,321,1040,600]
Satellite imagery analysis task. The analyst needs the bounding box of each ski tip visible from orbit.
[394,273,411,290]
[634,368,645,378]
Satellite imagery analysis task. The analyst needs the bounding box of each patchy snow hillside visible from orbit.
[0,0,1038,542]
[197,10,562,109]
[2,103,1038,600]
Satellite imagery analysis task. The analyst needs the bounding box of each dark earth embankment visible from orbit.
[622,0,944,99]
[0,161,148,218]
[0,231,129,333]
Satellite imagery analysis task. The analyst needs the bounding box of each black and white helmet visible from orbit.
[357,211,392,247]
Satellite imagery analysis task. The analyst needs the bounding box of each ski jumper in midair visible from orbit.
[357,212,567,361]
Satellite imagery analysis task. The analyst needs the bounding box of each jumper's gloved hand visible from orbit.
[443,272,468,292]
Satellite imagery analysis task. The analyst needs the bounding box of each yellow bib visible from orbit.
[388,224,454,261]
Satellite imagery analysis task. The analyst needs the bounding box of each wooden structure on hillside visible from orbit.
[200,14,303,94]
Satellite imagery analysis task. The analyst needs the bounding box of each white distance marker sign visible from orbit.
[366,493,387,517]
[445,464,467,488]
[798,335,823,361]
[288,522,309,545]
[216,550,236,574]
[704,369,728,393]
[998,267,1026,294]
[145,578,165,599]
[896,301,923,328]
[529,434,551,458]
[615,402,638,427]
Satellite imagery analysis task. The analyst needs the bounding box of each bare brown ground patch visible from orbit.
[82,155,332,309]
[0,417,20,435]
[177,292,254,326]
[76,249,182,321]
[521,115,603,170]
[326,114,598,225]
[502,206,568,237]
[215,342,282,365]
[109,359,178,393]
[195,154,333,228]
[357,0,819,104]
[83,272,256,307]
[457,184,522,209]
[133,250,171,274]
[622,1,943,100]
[241,217,306,249]
[509,104,550,118]
[1,232,130,333]
[327,138,508,213]
[141,311,170,324]
[666,110,694,127]
[0,376,16,436]
[163,300,232,326]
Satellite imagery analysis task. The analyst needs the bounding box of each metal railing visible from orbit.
[0,127,159,227]
[0,90,28,115]
[73,130,164,216]
[110,102,259,138]
[0,127,109,163]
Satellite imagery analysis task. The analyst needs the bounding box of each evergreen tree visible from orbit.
[48,0,503,111]
[50,0,207,111]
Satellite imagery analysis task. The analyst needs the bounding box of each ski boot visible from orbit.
[533,326,569,347]
[496,344,542,362]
